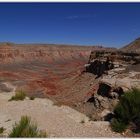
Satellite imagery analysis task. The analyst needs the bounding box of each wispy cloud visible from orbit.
[65,14,96,19]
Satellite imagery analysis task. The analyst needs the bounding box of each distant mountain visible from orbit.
[121,37,140,52]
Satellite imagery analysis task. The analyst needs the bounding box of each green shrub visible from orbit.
[30,96,35,100]
[9,90,26,101]
[111,118,127,133]
[0,127,5,134]
[111,88,140,133]
[9,116,47,137]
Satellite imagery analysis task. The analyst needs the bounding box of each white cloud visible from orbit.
[66,14,96,19]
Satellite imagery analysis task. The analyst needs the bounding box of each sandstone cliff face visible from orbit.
[0,43,97,64]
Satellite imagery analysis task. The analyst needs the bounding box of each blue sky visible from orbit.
[0,3,140,48]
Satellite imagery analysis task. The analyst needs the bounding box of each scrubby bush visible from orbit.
[111,118,128,133]
[30,96,35,100]
[111,88,140,133]
[0,127,5,134]
[9,90,26,101]
[9,116,47,137]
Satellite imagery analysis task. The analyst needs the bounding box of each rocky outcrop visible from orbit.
[100,70,140,92]
[83,50,140,121]
[86,84,119,121]
[85,58,114,77]
[86,67,140,121]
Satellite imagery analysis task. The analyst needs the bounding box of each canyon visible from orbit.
[0,41,140,137]
[0,41,140,115]
[0,43,119,137]
[0,43,105,104]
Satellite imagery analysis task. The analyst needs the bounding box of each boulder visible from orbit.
[109,92,119,99]
[100,109,112,121]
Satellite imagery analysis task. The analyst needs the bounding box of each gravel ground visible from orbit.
[0,82,122,138]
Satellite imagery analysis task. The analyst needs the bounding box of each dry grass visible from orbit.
[9,90,26,101]
[9,116,47,137]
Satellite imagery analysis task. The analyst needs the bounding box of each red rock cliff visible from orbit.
[0,43,100,64]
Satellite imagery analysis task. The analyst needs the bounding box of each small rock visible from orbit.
[100,109,111,120]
